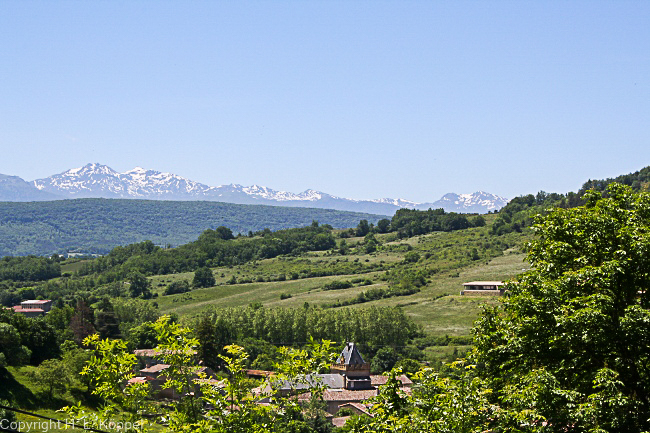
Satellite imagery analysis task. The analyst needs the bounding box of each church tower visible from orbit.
[330,342,373,390]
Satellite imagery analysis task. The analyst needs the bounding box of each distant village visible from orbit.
[131,342,412,428]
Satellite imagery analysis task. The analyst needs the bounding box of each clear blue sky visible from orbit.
[1,1,649,202]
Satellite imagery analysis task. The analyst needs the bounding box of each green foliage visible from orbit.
[0,199,383,256]
[371,347,399,374]
[63,327,337,433]
[356,219,370,237]
[0,256,61,281]
[78,224,338,281]
[0,311,58,365]
[27,358,68,400]
[192,266,216,288]
[164,279,191,295]
[403,251,420,263]
[579,165,650,195]
[0,322,31,367]
[63,333,153,430]
[196,306,418,355]
[0,398,17,424]
[152,316,203,425]
[473,184,650,431]
[214,225,235,240]
[127,271,152,298]
[390,208,478,238]
[322,280,353,291]
[344,363,493,433]
[376,218,391,233]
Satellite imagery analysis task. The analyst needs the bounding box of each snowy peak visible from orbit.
[65,162,119,177]
[27,163,508,214]
[419,191,508,212]
[34,163,125,197]
[372,197,420,208]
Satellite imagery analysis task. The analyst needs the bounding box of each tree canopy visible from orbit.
[473,184,650,431]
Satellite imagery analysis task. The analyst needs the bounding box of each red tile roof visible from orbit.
[370,374,413,386]
[127,376,156,384]
[338,402,372,416]
[140,364,170,374]
[12,306,45,312]
[331,417,351,428]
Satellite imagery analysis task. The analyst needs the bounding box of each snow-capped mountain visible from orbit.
[418,192,508,213]
[26,163,508,214]
[32,163,214,199]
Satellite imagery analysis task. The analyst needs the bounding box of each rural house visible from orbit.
[460,281,506,296]
[9,299,53,317]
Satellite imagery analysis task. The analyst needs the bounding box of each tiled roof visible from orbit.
[140,364,170,374]
[331,417,351,428]
[21,299,52,304]
[270,374,345,391]
[12,306,44,312]
[323,388,379,402]
[338,402,372,415]
[322,387,412,402]
[127,376,156,384]
[370,374,413,386]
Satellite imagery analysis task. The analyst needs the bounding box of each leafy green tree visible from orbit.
[376,218,391,233]
[63,334,153,431]
[163,280,191,295]
[62,346,92,387]
[28,359,68,400]
[192,266,216,288]
[0,322,31,367]
[473,184,650,431]
[127,321,158,349]
[371,346,399,374]
[196,314,219,371]
[364,233,378,253]
[128,271,152,299]
[338,239,349,255]
[152,316,202,425]
[94,299,122,340]
[394,358,422,376]
[403,251,420,263]
[215,225,235,240]
[21,318,60,364]
[356,219,370,237]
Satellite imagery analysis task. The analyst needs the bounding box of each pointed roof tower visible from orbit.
[339,342,366,366]
[331,342,373,390]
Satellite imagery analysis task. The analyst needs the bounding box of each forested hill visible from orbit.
[0,199,383,256]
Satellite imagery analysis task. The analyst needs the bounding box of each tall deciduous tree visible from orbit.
[128,271,152,299]
[473,184,650,431]
[356,219,370,237]
[193,266,216,288]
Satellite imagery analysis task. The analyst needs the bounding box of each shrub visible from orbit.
[163,280,191,296]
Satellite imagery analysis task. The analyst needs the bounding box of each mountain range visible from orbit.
[1,163,508,215]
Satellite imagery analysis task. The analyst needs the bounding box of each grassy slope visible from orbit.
[152,221,529,337]
[0,366,96,433]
